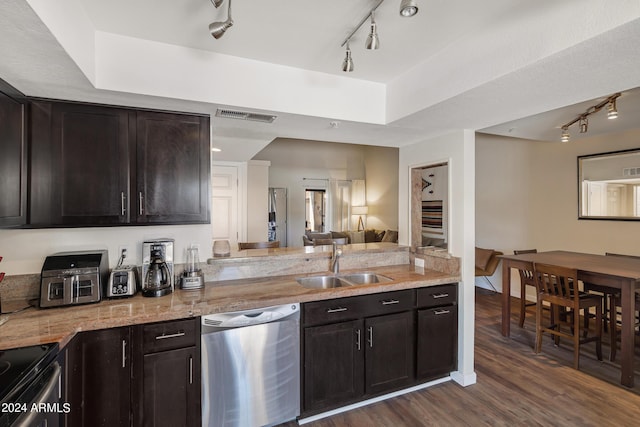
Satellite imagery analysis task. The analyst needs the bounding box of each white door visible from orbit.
[211,165,239,251]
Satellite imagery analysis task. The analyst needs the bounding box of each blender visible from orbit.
[181,245,204,290]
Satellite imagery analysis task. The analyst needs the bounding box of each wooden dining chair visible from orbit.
[533,263,602,369]
[238,241,280,250]
[514,249,537,327]
[604,252,640,362]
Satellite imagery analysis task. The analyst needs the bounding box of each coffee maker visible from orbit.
[142,239,174,297]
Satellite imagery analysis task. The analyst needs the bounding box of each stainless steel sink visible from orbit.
[296,272,393,289]
[338,272,393,285]
[296,275,351,289]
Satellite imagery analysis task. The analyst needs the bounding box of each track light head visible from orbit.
[209,0,233,39]
[607,99,618,119]
[212,0,223,8]
[561,127,570,143]
[342,42,354,72]
[579,117,588,133]
[365,12,380,50]
[400,0,419,17]
[209,19,233,39]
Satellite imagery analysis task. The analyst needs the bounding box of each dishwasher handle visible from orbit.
[202,303,300,330]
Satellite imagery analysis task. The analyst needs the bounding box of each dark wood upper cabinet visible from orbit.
[30,101,132,226]
[0,79,27,227]
[136,111,210,224]
[28,100,210,227]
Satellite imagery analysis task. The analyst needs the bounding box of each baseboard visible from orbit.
[450,370,477,386]
[297,377,452,424]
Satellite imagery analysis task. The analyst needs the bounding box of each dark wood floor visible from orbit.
[281,289,640,426]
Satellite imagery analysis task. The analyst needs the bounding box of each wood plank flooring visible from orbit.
[280,289,640,426]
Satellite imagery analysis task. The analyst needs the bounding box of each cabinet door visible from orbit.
[30,101,132,226]
[142,347,200,427]
[365,311,415,395]
[303,319,364,413]
[416,305,457,381]
[136,111,210,224]
[67,327,131,427]
[0,80,27,227]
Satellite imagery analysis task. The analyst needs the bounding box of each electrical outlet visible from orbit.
[118,245,131,264]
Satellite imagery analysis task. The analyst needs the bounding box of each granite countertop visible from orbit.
[0,264,459,350]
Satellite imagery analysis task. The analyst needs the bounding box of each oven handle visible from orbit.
[14,361,61,427]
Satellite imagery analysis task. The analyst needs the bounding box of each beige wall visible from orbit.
[246,160,270,241]
[254,139,399,247]
[476,129,640,297]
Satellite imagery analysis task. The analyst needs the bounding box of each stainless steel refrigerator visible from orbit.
[268,187,287,246]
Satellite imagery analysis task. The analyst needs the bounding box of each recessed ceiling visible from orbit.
[1,0,640,161]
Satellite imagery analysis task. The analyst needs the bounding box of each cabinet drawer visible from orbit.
[142,318,197,354]
[304,295,364,326]
[417,284,457,308]
[359,290,415,317]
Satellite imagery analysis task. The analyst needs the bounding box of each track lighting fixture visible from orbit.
[559,93,621,142]
[209,0,233,39]
[607,99,618,119]
[342,42,354,72]
[365,11,380,50]
[400,0,419,17]
[211,0,223,8]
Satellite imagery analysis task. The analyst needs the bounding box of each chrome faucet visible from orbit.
[330,242,342,274]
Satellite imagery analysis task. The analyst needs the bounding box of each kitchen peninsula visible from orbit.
[0,243,460,426]
[0,243,458,350]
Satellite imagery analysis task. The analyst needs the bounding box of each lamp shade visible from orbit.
[352,206,369,215]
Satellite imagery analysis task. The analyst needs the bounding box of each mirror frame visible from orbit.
[578,148,640,221]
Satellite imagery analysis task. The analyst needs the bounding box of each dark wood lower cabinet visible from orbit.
[303,319,364,412]
[416,304,458,381]
[141,347,200,427]
[365,311,415,395]
[66,318,200,427]
[302,285,457,416]
[67,327,131,427]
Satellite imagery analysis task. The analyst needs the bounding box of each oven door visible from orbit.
[41,272,100,307]
[11,362,62,427]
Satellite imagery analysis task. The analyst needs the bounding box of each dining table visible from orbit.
[500,250,640,387]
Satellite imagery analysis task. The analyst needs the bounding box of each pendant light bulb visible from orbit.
[342,42,354,72]
[400,0,419,17]
[365,12,380,50]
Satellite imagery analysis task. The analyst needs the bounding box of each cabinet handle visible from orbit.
[122,340,127,368]
[189,356,193,385]
[367,326,373,348]
[326,307,347,313]
[139,192,144,215]
[155,331,186,340]
[356,329,361,351]
[120,192,126,216]
[381,299,400,306]
[434,309,451,315]
[433,293,449,299]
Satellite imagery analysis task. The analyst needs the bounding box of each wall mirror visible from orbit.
[578,149,640,220]
[410,162,449,250]
[305,189,326,232]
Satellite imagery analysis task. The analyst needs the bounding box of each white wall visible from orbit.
[0,224,212,275]
[399,130,477,387]
[476,129,640,299]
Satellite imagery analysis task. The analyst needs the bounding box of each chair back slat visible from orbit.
[514,249,537,282]
[533,263,579,301]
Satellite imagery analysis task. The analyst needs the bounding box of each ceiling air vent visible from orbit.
[215,108,277,123]
[623,167,640,177]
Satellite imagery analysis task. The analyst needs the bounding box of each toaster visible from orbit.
[40,250,109,308]
[107,265,139,298]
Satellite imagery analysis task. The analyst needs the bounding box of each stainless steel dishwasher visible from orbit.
[201,303,300,427]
